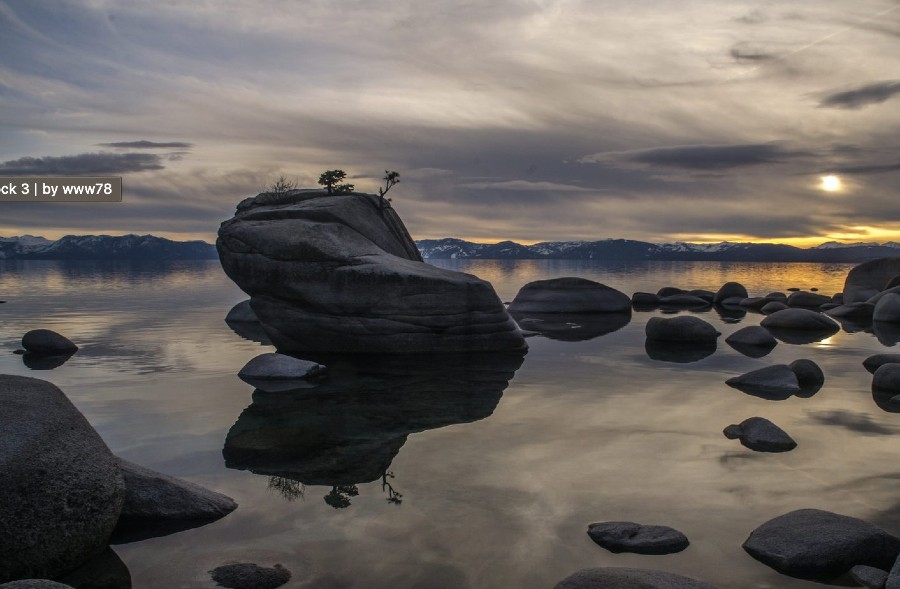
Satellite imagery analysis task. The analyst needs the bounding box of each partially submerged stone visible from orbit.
[587,521,689,554]
[723,417,797,452]
[726,365,801,398]
[864,354,900,374]
[554,567,719,589]
[873,364,900,394]
[645,316,720,343]
[238,353,325,381]
[787,291,832,308]
[509,277,631,314]
[789,359,825,394]
[21,329,78,355]
[209,563,291,589]
[714,281,748,304]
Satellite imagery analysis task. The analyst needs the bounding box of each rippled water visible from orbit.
[1,259,897,589]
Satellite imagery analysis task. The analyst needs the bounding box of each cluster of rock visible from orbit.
[0,375,237,584]
[217,190,526,354]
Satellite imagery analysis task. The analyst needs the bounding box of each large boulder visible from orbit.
[844,257,900,304]
[508,277,631,314]
[217,190,525,353]
[554,568,719,589]
[0,375,125,582]
[645,316,720,343]
[743,509,900,578]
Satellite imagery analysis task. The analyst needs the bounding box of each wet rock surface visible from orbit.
[587,522,689,554]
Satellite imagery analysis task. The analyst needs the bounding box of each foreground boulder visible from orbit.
[743,509,900,579]
[850,565,889,589]
[217,190,525,353]
[0,375,124,582]
[21,329,78,354]
[587,522,689,554]
[508,277,631,313]
[844,257,900,303]
[723,417,797,452]
[645,316,720,343]
[111,458,237,544]
[790,359,825,394]
[554,568,719,589]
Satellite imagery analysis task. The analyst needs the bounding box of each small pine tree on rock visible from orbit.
[318,170,354,195]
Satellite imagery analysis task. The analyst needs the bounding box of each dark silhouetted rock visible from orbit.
[761,301,789,314]
[224,300,257,323]
[217,191,525,353]
[826,302,876,319]
[832,293,844,304]
[110,458,237,544]
[511,312,630,341]
[743,509,900,579]
[820,303,840,311]
[21,329,78,355]
[789,359,825,394]
[788,291,832,308]
[657,287,685,297]
[209,563,290,589]
[849,564,888,589]
[714,281,748,304]
[0,582,74,589]
[509,277,631,314]
[645,316,720,343]
[238,353,325,381]
[658,294,711,310]
[553,568,719,589]
[761,308,840,332]
[726,365,800,397]
[874,321,900,346]
[873,364,900,394]
[724,417,797,452]
[587,522,689,554]
[864,354,900,374]
[875,294,900,323]
[56,547,131,589]
[645,340,716,363]
[632,292,660,308]
[868,286,900,306]
[726,326,777,348]
[844,257,900,303]
[688,289,715,302]
[0,376,124,582]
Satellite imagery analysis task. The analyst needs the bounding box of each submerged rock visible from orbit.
[645,316,720,343]
[657,294,711,309]
[632,292,660,307]
[844,257,900,303]
[743,509,900,579]
[760,308,840,332]
[0,375,124,582]
[217,190,525,353]
[509,277,631,314]
[554,568,719,589]
[21,329,78,355]
[645,340,717,363]
[723,417,797,452]
[209,563,291,589]
[657,286,685,297]
[587,522,689,554]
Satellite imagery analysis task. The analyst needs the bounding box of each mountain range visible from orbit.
[416,238,900,262]
[0,234,218,260]
[1,234,899,262]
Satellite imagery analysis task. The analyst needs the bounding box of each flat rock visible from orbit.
[587,521,690,554]
[789,359,825,393]
[864,354,900,374]
[743,509,900,578]
[238,353,325,380]
[788,291,833,308]
[0,375,124,582]
[724,417,797,452]
[217,191,525,353]
[20,329,78,354]
[874,293,900,323]
[726,365,800,396]
[509,277,631,314]
[225,300,258,323]
[874,364,900,394]
[761,301,789,314]
[645,316,720,343]
[844,256,900,303]
[714,281,748,304]
[209,563,291,589]
[826,302,876,319]
[554,567,719,589]
[850,564,889,589]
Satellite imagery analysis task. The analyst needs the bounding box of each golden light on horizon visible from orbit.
[820,175,842,192]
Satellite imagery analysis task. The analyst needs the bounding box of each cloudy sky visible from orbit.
[1,0,899,246]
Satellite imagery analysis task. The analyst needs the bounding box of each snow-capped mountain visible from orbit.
[0,234,217,260]
[417,238,900,262]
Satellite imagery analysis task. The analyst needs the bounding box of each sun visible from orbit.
[820,175,842,192]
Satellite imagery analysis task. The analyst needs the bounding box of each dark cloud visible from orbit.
[819,81,900,109]
[834,161,900,175]
[97,140,194,149]
[582,143,808,171]
[0,153,164,175]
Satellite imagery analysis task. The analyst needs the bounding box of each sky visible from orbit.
[1,0,899,246]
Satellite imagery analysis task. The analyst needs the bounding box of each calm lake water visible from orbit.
[1,259,898,589]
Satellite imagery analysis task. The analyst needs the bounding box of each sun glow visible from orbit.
[820,175,842,192]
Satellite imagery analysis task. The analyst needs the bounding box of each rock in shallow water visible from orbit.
[723,417,797,452]
[760,308,840,332]
[645,316,720,343]
[217,190,525,353]
[0,375,124,582]
[508,277,631,313]
[844,256,900,303]
[587,521,689,554]
[726,365,800,397]
[238,353,325,381]
[864,354,900,374]
[743,509,900,579]
[554,567,719,589]
[21,329,78,354]
[209,563,291,589]
[873,364,900,394]
[789,359,825,394]
[874,293,900,323]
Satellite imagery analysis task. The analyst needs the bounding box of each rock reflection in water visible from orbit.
[223,352,525,505]
[510,312,630,341]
